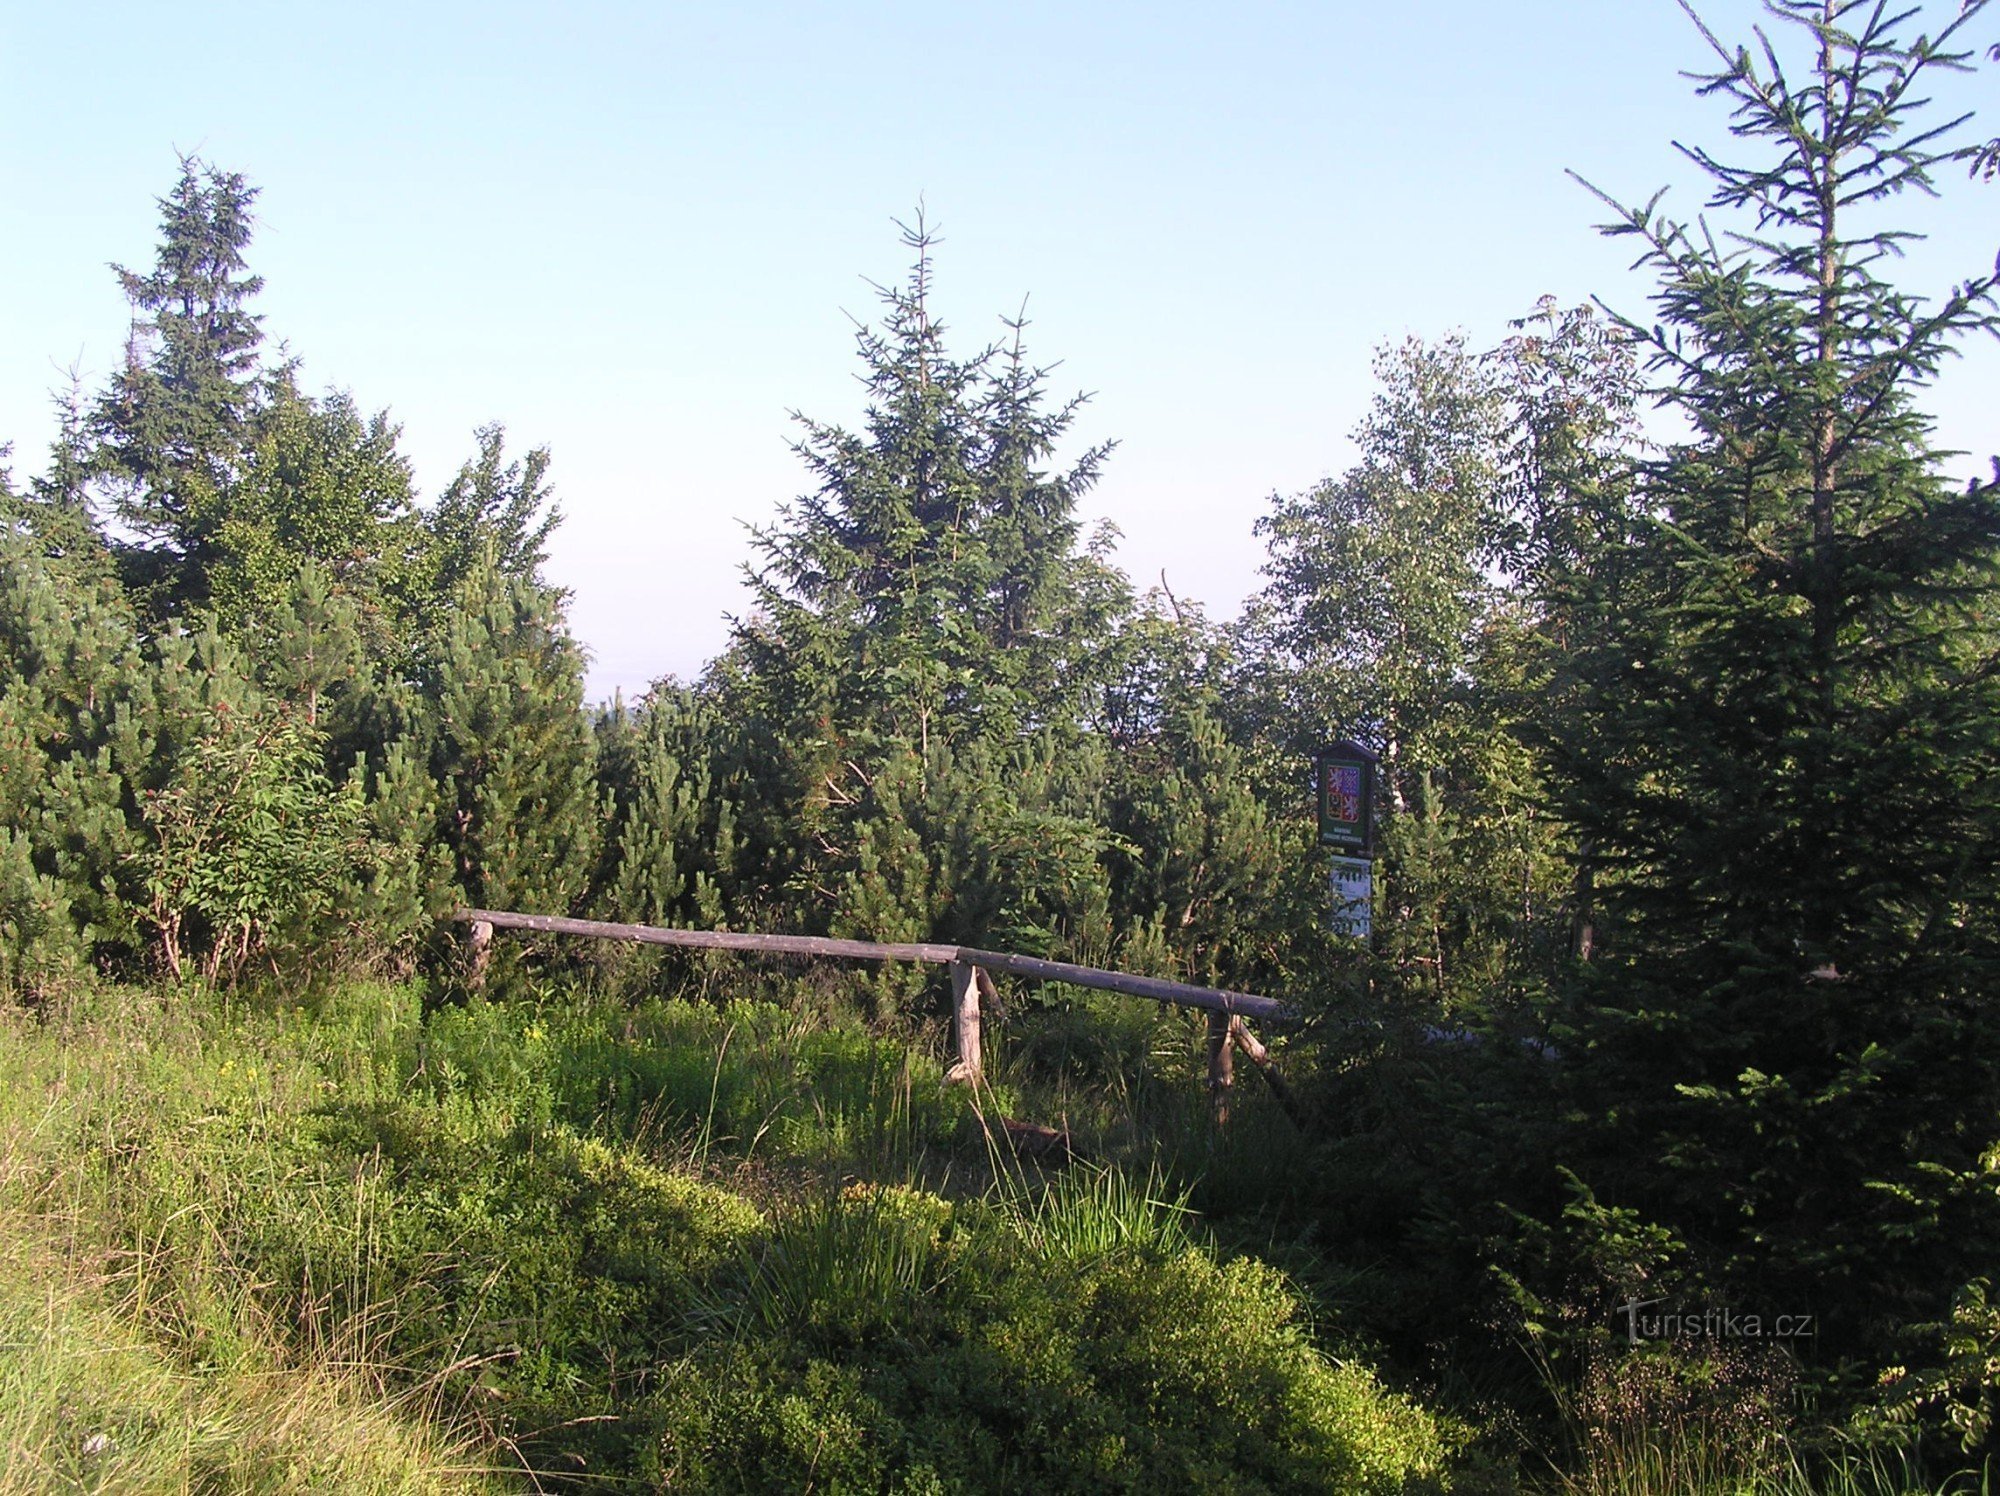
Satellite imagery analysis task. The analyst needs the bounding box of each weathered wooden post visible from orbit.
[467,918,494,991]
[1206,1009,1235,1124]
[1227,1016,1303,1129]
[946,961,984,1085]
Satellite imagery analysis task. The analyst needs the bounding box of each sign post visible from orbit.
[1315,742,1379,941]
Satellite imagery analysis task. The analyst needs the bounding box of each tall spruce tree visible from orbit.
[737,216,1123,753]
[1544,0,2000,1357]
[92,157,265,615]
[715,219,1129,959]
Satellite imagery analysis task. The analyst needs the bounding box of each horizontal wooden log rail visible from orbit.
[453,907,1302,1126]
[454,908,1290,1021]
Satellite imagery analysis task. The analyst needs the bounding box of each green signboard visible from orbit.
[1315,742,1377,856]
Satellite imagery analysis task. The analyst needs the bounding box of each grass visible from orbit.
[0,1193,488,1494]
[0,1265,477,1492]
[0,975,1453,1493]
[10,974,1986,1492]
[1538,1436,1994,1496]
[1525,1335,1996,1496]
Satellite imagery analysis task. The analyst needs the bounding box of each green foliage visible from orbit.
[10,62,2000,1488]
[1246,334,1507,774]
[138,694,380,981]
[1883,1277,2000,1454]
[1239,328,1597,1010]
[1006,1162,1196,1266]
[0,1207,488,1492]
[1544,1340,1792,1496]
[0,825,81,998]
[0,506,436,990]
[253,559,367,730]
[4,393,117,591]
[0,978,1463,1494]
[721,1183,956,1349]
[424,550,600,921]
[0,157,600,994]
[679,217,1144,987]
[91,155,266,618]
[348,735,452,963]
[659,1191,1452,1494]
[1532,0,2000,1361]
[208,374,425,659]
[0,532,153,973]
[1106,603,1319,992]
[742,215,1123,750]
[419,424,562,625]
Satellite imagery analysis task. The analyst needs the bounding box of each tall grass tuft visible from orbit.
[1775,1444,1995,1496]
[1005,1161,1196,1268]
[719,1182,955,1349]
[1533,1337,1995,1495]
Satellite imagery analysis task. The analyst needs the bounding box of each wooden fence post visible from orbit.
[946,961,983,1085]
[1206,1010,1235,1125]
[1227,1016,1304,1130]
[467,919,493,991]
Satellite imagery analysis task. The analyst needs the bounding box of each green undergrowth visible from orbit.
[0,978,1459,1493]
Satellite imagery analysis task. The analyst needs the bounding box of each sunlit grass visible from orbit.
[0,1202,493,1494]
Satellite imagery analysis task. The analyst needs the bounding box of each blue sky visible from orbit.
[5,0,1995,700]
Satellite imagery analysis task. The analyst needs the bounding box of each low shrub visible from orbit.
[656,1181,1454,1494]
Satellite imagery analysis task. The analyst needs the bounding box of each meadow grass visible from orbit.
[0,976,1454,1493]
[0,983,494,1492]
[8,974,1983,1492]
[0,1213,490,1493]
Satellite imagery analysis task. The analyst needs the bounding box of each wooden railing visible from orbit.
[454,908,1299,1125]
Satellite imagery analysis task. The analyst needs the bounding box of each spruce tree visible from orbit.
[91,156,265,614]
[738,216,1123,756]
[718,219,1129,957]
[1545,0,2000,1354]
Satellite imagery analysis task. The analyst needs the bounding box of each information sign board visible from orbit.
[1330,855,1373,941]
